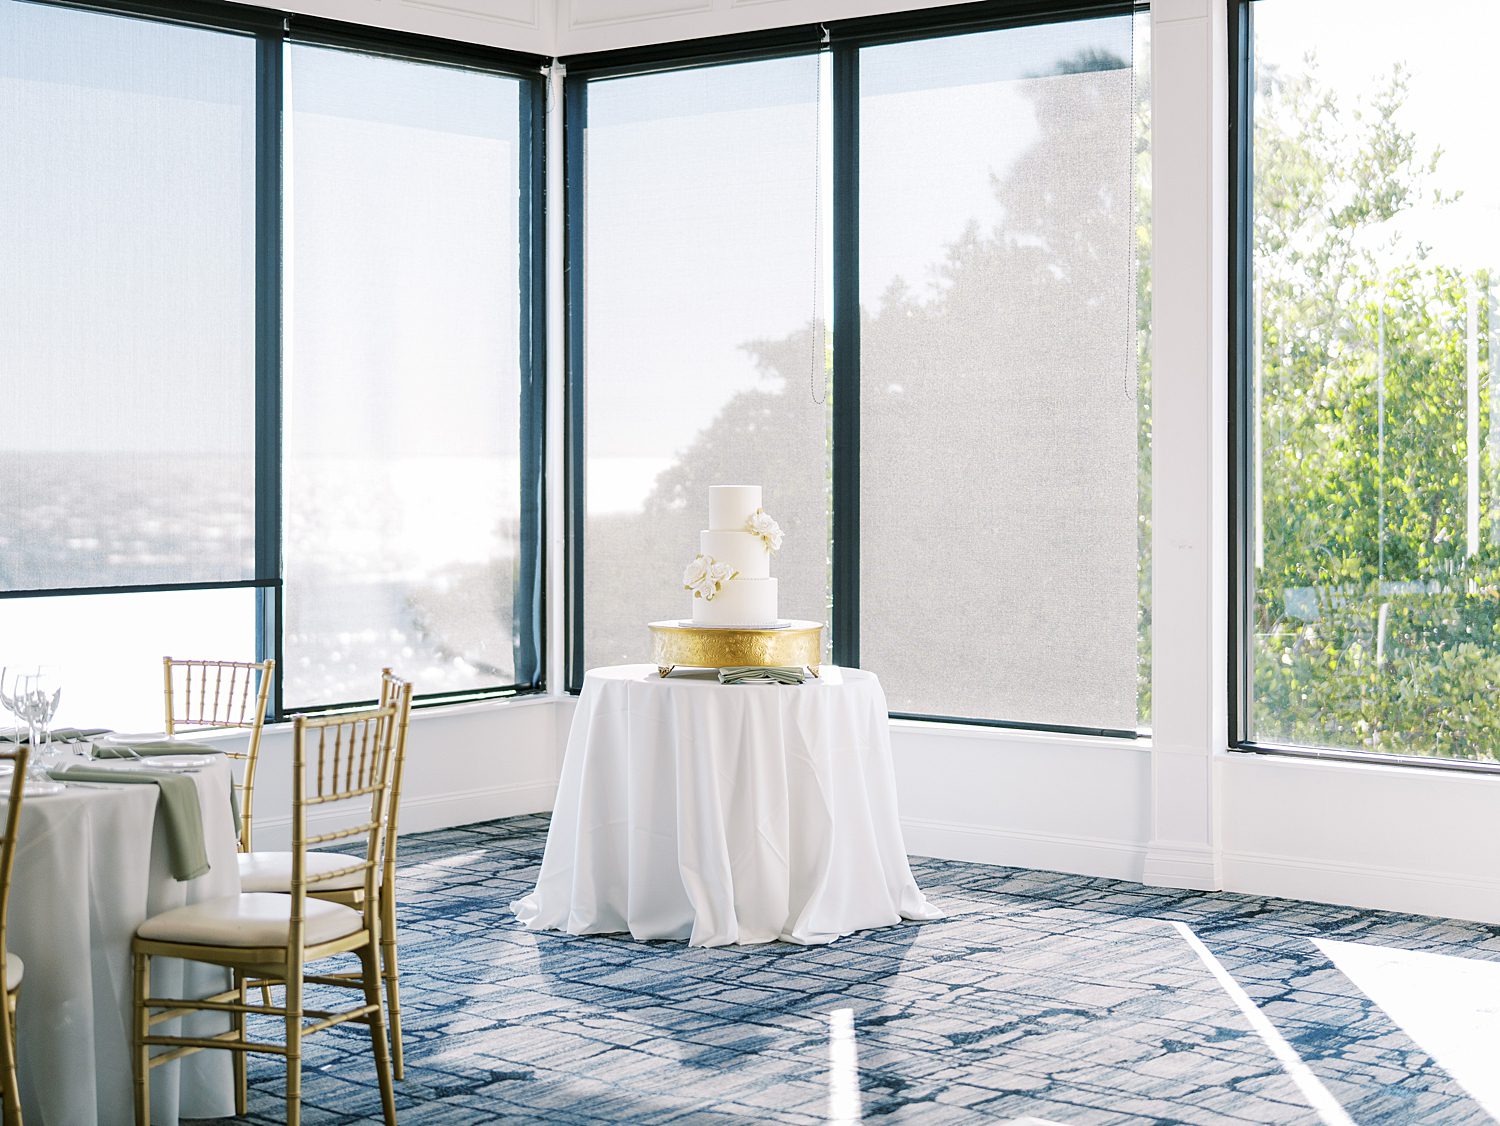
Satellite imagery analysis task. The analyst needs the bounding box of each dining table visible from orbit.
[514,664,940,947]
[3,738,241,1125]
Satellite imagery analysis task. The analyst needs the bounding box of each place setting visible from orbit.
[1,669,223,800]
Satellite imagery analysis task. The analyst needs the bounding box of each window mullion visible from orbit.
[255,28,285,719]
[831,40,861,671]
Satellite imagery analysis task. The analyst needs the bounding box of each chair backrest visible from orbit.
[0,746,28,1000]
[289,704,398,954]
[163,657,274,851]
[376,670,414,884]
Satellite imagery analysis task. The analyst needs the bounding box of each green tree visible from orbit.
[1251,58,1500,760]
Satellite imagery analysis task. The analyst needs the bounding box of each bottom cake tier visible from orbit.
[692,576,778,627]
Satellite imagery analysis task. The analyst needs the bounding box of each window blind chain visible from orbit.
[810,51,827,408]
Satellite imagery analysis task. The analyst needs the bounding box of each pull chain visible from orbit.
[811,42,828,406]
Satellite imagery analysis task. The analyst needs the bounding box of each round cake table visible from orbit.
[512,664,941,946]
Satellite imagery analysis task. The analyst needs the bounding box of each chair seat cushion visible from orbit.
[137,893,362,948]
[238,850,365,893]
[5,952,21,991]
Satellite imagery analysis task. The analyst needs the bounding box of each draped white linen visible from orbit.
[514,665,940,946]
[6,759,240,1125]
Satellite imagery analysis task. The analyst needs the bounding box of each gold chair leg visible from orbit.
[361,943,398,1125]
[284,970,302,1126]
[380,891,404,1081]
[1,988,21,1126]
[132,953,150,1126]
[233,971,248,1116]
[382,934,403,1081]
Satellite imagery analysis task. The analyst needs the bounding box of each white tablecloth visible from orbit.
[6,758,241,1125]
[514,665,940,946]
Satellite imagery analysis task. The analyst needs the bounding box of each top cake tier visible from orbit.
[708,485,762,531]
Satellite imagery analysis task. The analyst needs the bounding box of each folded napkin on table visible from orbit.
[1,727,112,743]
[90,738,221,758]
[718,666,806,685]
[48,764,210,881]
[90,738,240,835]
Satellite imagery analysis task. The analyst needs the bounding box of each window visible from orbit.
[0,0,259,720]
[284,45,537,709]
[568,9,1151,735]
[1242,0,1500,763]
[570,54,832,681]
[0,0,546,721]
[856,15,1147,730]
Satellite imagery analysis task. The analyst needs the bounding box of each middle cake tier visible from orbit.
[693,577,778,627]
[700,529,770,579]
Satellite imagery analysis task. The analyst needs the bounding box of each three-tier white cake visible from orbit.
[682,485,783,627]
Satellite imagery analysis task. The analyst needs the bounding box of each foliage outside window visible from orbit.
[1248,0,1500,762]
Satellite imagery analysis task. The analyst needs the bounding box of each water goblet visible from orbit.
[21,670,62,773]
[0,667,19,743]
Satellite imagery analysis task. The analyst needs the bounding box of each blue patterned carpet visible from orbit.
[201,814,1500,1124]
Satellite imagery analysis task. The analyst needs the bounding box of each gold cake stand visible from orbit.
[648,620,824,678]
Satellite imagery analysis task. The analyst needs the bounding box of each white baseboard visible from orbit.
[1142,840,1223,891]
[252,780,558,851]
[251,777,1500,926]
[902,816,1147,882]
[902,820,1500,923]
[1222,847,1500,925]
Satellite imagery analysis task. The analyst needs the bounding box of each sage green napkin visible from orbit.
[89,739,239,836]
[718,666,807,685]
[90,738,220,759]
[49,765,210,881]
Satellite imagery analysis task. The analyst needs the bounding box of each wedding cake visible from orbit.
[681,485,784,627]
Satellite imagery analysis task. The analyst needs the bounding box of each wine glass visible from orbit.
[0,667,19,743]
[20,669,62,772]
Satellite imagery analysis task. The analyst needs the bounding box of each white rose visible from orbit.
[745,508,785,553]
[708,560,739,587]
[683,554,709,596]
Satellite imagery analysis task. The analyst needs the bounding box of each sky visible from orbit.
[1254,0,1500,262]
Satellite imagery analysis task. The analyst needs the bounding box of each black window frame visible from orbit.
[1226,0,1500,775]
[0,0,550,720]
[563,0,1146,743]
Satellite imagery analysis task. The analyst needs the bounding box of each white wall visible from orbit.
[207,0,1500,927]
[223,697,561,851]
[244,0,554,54]
[1220,754,1500,923]
[234,0,961,56]
[555,0,959,54]
[893,723,1153,882]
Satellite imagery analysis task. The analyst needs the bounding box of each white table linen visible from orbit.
[7,758,240,1125]
[514,665,940,946]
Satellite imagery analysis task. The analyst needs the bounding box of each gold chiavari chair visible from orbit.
[163,657,274,852]
[0,747,28,1126]
[239,670,414,1077]
[131,706,398,1126]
